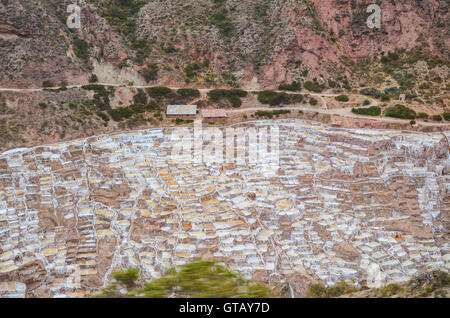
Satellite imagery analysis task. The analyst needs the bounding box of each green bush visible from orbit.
[100,0,148,42]
[360,88,382,98]
[113,269,139,288]
[39,103,48,109]
[335,95,349,102]
[327,79,337,88]
[81,84,113,112]
[385,104,416,119]
[133,89,148,105]
[228,89,247,98]
[89,74,98,83]
[109,107,132,121]
[97,111,110,122]
[141,64,159,82]
[208,89,228,102]
[42,81,54,88]
[208,89,247,107]
[304,81,325,93]
[363,99,371,106]
[229,94,242,108]
[278,81,301,91]
[410,120,416,125]
[431,114,442,121]
[177,88,200,99]
[210,5,234,38]
[352,106,381,116]
[443,112,450,121]
[309,98,318,106]
[95,260,271,298]
[147,86,172,98]
[257,91,303,106]
[73,39,90,63]
[184,62,202,79]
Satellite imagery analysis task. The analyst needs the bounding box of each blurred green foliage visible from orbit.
[94,259,272,298]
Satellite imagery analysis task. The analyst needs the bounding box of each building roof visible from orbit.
[201,109,228,118]
[166,105,197,115]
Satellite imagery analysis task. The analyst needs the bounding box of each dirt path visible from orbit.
[229,106,448,127]
[0,84,446,128]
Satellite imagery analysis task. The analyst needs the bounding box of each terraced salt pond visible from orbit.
[0,119,449,297]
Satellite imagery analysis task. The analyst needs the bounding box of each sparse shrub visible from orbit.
[306,281,358,298]
[255,110,290,118]
[309,98,318,106]
[39,103,48,109]
[375,283,403,297]
[417,112,429,119]
[419,82,430,90]
[59,81,68,91]
[363,99,371,106]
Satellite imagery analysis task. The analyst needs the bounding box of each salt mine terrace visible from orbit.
[0,119,448,297]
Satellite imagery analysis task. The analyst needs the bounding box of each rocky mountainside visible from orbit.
[0,0,448,89]
[0,0,448,153]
